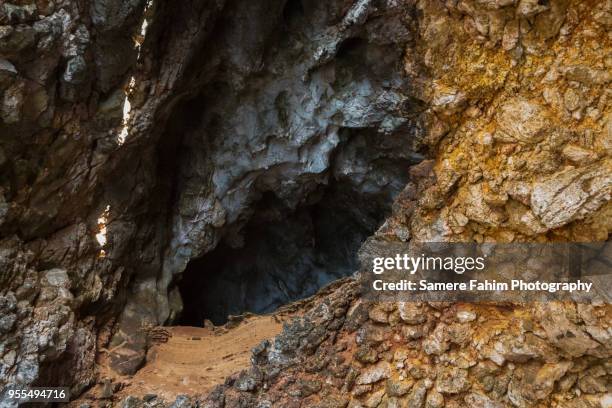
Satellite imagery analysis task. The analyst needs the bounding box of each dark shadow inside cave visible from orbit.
[177,154,412,326]
[169,0,424,326]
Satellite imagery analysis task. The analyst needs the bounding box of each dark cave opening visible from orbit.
[167,0,423,327]
[177,155,412,326]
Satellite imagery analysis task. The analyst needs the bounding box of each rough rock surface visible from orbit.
[0,0,611,407]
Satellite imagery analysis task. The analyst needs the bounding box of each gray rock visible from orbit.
[2,4,37,23]
[435,367,470,394]
[120,396,143,408]
[423,324,450,355]
[364,389,385,408]
[386,378,414,397]
[1,82,24,124]
[463,393,504,408]
[398,302,426,324]
[63,55,88,84]
[234,372,258,392]
[406,380,430,408]
[531,160,612,229]
[356,361,391,385]
[43,268,70,287]
[0,57,17,84]
[425,390,444,408]
[495,98,549,144]
[169,395,193,408]
[90,0,145,31]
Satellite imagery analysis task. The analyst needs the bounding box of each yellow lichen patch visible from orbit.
[436,44,513,102]
[398,0,611,245]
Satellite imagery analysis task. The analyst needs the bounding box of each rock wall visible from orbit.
[182,0,612,407]
[186,281,610,408]
[379,0,612,245]
[0,0,610,406]
[0,0,151,397]
[0,0,422,398]
[0,0,244,397]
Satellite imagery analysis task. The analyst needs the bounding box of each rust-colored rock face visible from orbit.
[0,0,610,407]
[387,0,612,245]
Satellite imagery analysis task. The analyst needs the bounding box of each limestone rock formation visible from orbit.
[0,0,610,407]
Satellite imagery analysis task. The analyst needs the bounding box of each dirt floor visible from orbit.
[73,280,349,405]
[117,316,283,401]
[72,315,284,405]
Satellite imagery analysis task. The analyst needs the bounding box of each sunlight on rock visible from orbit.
[117,0,154,146]
[95,205,110,257]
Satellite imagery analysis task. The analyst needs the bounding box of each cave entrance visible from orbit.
[176,166,409,326]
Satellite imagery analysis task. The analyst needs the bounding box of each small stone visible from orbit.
[463,393,504,408]
[454,212,469,227]
[234,372,258,392]
[534,362,572,393]
[386,397,401,408]
[456,309,476,323]
[557,373,577,392]
[505,181,531,206]
[435,367,470,394]
[3,4,37,23]
[495,98,549,144]
[423,324,449,355]
[356,361,391,385]
[100,380,114,399]
[355,346,379,364]
[352,385,372,397]
[369,305,389,324]
[508,361,572,405]
[461,183,507,226]
[44,268,70,287]
[398,302,426,324]
[0,314,16,333]
[406,380,429,408]
[531,161,612,229]
[431,84,467,114]
[169,395,192,408]
[386,378,414,397]
[364,389,385,408]
[402,325,425,340]
[425,390,444,408]
[563,88,581,112]
[297,379,322,397]
[3,350,16,366]
[142,394,157,402]
[561,144,597,164]
[0,57,17,80]
[63,55,88,84]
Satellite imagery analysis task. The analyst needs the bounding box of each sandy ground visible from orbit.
[103,316,283,403]
[74,280,349,405]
